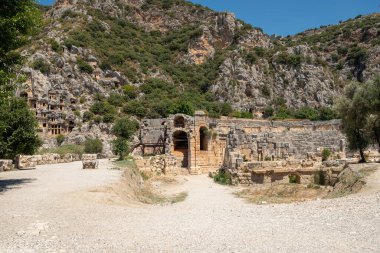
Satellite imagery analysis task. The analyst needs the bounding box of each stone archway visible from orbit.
[173,131,189,168]
[199,127,209,151]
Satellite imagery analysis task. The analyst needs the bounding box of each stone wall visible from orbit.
[136,113,346,176]
[228,159,345,186]
[16,153,81,169]
[0,160,14,172]
[135,155,188,176]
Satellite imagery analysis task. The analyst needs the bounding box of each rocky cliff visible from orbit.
[20,0,380,147]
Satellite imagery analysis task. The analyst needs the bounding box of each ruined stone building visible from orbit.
[135,111,347,185]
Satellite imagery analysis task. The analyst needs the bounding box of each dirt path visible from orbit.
[0,161,379,253]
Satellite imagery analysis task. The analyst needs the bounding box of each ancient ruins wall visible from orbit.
[136,113,347,178]
[16,154,82,169]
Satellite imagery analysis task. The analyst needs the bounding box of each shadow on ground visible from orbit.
[0,178,36,194]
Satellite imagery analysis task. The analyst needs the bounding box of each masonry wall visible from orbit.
[137,113,346,175]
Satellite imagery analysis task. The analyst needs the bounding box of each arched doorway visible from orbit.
[173,131,189,168]
[199,127,209,151]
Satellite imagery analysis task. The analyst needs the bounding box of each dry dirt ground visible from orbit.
[0,160,379,253]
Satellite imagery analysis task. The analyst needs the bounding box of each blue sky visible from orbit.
[38,0,379,36]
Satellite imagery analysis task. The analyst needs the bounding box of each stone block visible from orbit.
[0,160,13,172]
[82,160,99,169]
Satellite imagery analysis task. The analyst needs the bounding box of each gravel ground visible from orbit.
[0,160,379,253]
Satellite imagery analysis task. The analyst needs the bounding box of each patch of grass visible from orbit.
[38,144,84,156]
[235,184,328,204]
[113,159,137,169]
[214,170,232,185]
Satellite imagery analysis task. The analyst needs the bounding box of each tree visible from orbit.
[84,138,103,154]
[112,137,129,160]
[0,0,42,159]
[0,0,42,96]
[112,117,138,160]
[0,98,42,159]
[335,82,371,162]
[367,76,380,149]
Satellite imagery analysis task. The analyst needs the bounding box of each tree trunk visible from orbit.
[359,148,366,163]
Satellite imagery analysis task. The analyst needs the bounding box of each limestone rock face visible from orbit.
[19,1,380,153]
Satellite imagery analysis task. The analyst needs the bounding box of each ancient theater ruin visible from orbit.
[133,111,347,185]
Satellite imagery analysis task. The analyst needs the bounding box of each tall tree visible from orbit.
[0,0,42,159]
[112,117,139,160]
[366,76,380,149]
[335,82,371,162]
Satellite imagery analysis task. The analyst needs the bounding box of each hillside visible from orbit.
[20,0,380,145]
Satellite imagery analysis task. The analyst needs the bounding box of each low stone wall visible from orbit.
[0,160,13,172]
[228,159,346,186]
[16,153,81,169]
[135,155,187,176]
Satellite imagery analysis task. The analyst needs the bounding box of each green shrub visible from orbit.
[50,39,63,52]
[77,59,93,74]
[32,58,50,74]
[102,113,115,123]
[79,96,86,104]
[107,92,125,107]
[288,174,299,184]
[83,111,94,122]
[294,107,319,121]
[84,138,103,154]
[214,170,232,185]
[40,144,84,156]
[90,101,117,116]
[56,134,65,146]
[123,84,138,99]
[322,148,331,161]
[231,111,252,119]
[93,115,102,124]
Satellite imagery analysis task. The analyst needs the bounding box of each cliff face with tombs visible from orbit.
[133,111,347,185]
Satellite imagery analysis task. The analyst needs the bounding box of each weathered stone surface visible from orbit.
[82,160,99,169]
[16,154,81,169]
[0,160,13,172]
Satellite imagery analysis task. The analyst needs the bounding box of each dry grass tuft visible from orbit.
[235,184,328,204]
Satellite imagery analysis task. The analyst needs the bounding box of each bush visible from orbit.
[77,59,93,74]
[56,134,65,146]
[50,39,63,53]
[84,138,103,154]
[83,111,94,122]
[40,144,84,156]
[32,58,50,74]
[322,148,331,161]
[231,111,252,119]
[123,84,138,99]
[214,170,232,185]
[107,93,125,107]
[288,174,299,184]
[102,113,115,123]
